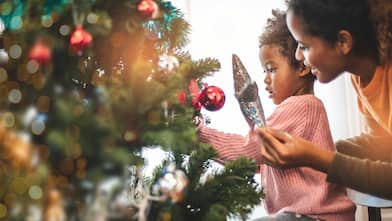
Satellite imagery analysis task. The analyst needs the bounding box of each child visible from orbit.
[197,10,355,221]
[258,0,392,199]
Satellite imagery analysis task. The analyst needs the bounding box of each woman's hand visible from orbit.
[257,127,334,172]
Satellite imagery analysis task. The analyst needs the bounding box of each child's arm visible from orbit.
[197,125,263,164]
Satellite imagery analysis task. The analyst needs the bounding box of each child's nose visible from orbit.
[264,73,271,84]
[295,45,304,61]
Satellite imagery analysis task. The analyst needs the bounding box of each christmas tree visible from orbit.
[0,0,263,220]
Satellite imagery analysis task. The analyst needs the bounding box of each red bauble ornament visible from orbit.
[177,90,187,106]
[198,86,225,111]
[29,42,51,64]
[137,0,159,19]
[70,25,92,53]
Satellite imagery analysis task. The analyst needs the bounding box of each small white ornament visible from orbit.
[158,54,179,74]
[0,49,9,65]
[0,18,5,34]
[158,163,189,203]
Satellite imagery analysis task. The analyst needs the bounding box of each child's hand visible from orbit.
[257,127,334,172]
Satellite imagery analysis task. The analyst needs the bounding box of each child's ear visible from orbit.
[336,30,353,55]
[297,63,311,77]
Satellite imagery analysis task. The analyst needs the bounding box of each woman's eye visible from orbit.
[298,44,308,51]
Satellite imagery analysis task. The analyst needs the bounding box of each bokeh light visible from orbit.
[0,48,9,64]
[0,18,4,34]
[59,24,71,36]
[41,15,53,27]
[9,44,22,59]
[23,107,38,126]
[2,112,15,127]
[8,89,22,104]
[0,68,8,83]
[10,16,23,30]
[29,185,43,200]
[0,203,7,218]
[26,60,39,74]
[124,130,137,142]
[31,119,45,135]
[1,2,12,16]
[87,13,98,24]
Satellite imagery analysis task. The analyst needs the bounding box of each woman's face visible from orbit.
[286,10,347,83]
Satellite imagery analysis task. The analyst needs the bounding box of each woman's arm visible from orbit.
[328,152,392,200]
[258,128,392,200]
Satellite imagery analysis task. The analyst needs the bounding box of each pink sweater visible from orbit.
[198,95,355,221]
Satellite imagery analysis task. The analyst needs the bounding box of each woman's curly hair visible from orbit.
[369,0,392,64]
[259,9,301,70]
[287,0,391,64]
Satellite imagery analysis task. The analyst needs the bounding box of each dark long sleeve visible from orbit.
[327,152,392,200]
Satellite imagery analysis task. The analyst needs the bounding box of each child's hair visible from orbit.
[259,9,301,70]
[286,0,392,64]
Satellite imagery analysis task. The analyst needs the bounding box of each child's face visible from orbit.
[259,44,305,105]
[286,11,347,83]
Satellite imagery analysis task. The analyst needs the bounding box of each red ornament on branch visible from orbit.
[137,0,159,19]
[188,79,202,111]
[29,42,51,64]
[177,90,187,106]
[198,86,225,111]
[177,79,202,111]
[70,25,92,53]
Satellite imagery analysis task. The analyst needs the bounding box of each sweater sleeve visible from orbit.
[328,134,392,199]
[198,126,263,164]
[335,134,392,162]
[327,152,392,200]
